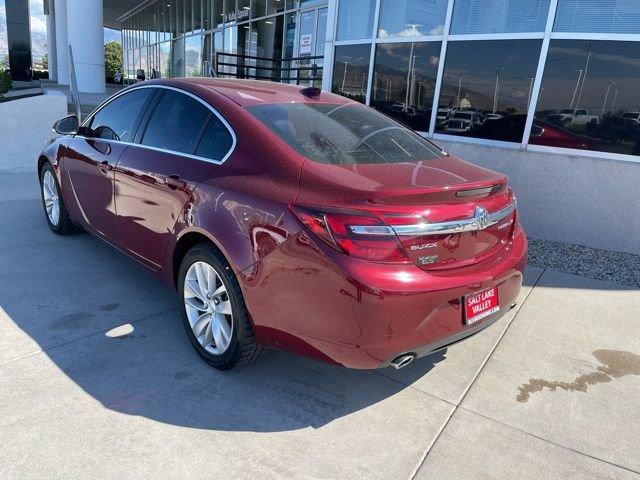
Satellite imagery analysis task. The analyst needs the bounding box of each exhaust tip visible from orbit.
[390,354,416,370]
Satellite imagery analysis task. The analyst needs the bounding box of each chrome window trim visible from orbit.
[349,200,517,237]
[79,84,237,166]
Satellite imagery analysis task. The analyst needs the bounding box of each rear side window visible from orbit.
[246,103,443,165]
[142,90,211,155]
[88,89,154,142]
[195,116,234,161]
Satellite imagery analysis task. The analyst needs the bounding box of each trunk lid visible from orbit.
[296,156,516,270]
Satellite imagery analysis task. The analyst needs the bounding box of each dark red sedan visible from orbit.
[38,79,526,370]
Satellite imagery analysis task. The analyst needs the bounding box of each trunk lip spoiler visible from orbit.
[349,200,517,237]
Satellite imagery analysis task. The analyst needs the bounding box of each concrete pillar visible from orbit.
[66,0,105,93]
[46,0,58,81]
[54,0,69,85]
[5,0,32,81]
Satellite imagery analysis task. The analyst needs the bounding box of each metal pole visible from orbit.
[601,81,613,118]
[404,41,415,111]
[610,88,618,114]
[68,45,81,121]
[341,61,348,92]
[574,44,592,117]
[569,69,583,109]
[493,67,501,114]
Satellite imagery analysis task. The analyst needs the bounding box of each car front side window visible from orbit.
[88,89,154,142]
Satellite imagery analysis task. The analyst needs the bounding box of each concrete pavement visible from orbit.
[1,173,639,479]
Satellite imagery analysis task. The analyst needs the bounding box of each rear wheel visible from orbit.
[178,243,263,370]
[40,163,75,235]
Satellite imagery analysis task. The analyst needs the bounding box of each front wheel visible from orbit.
[177,243,263,370]
[40,163,75,235]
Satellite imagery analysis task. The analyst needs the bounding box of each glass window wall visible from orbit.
[336,0,376,41]
[252,0,268,19]
[214,0,224,27]
[450,0,551,35]
[531,40,640,156]
[435,40,542,142]
[378,0,448,38]
[185,35,203,76]
[251,17,285,80]
[331,44,372,103]
[554,0,640,34]
[371,42,442,131]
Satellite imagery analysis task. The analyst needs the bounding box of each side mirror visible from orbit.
[53,115,79,135]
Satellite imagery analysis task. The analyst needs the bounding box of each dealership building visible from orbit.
[4,0,640,254]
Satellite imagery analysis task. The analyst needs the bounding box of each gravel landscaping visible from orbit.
[527,238,640,288]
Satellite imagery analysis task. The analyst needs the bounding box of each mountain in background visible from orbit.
[0,5,120,64]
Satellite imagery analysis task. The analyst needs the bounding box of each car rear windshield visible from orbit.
[246,103,443,165]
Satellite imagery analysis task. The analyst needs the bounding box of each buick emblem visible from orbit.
[474,207,489,230]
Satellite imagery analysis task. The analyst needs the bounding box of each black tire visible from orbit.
[177,242,263,370]
[39,162,76,235]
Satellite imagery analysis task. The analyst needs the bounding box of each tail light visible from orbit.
[290,205,408,262]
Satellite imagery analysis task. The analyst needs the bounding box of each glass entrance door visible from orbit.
[296,6,327,86]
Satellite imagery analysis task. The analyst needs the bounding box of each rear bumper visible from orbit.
[240,224,527,369]
[378,298,514,368]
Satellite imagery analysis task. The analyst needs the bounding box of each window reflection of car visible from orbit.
[375,102,432,131]
[558,109,575,119]
[444,111,475,133]
[622,112,640,122]
[467,110,484,127]
[472,114,596,149]
[546,113,570,127]
[546,109,599,127]
[389,104,418,117]
[586,116,640,143]
[485,113,503,121]
[571,109,599,126]
[436,108,450,128]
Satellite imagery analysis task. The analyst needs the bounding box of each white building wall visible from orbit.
[0,91,68,173]
[436,140,640,255]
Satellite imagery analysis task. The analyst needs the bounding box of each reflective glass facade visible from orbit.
[327,0,640,161]
[122,0,640,161]
[121,0,327,85]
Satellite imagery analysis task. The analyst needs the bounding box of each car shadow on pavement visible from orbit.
[1,196,448,432]
[46,311,447,432]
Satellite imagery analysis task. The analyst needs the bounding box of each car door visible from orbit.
[114,87,235,270]
[63,88,156,242]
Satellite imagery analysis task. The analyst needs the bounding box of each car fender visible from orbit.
[162,187,302,288]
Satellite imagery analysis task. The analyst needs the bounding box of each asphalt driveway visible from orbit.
[1,172,639,479]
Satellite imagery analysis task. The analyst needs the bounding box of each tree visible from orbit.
[104,41,122,82]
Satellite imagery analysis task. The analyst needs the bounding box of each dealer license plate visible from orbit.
[464,286,499,325]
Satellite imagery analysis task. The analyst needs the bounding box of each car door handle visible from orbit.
[166,174,186,190]
[98,160,111,174]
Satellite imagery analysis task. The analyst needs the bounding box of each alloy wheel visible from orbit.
[42,170,60,226]
[183,261,234,355]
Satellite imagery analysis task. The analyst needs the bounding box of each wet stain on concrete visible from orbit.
[517,349,640,403]
[52,312,96,329]
[174,372,190,380]
[100,303,120,311]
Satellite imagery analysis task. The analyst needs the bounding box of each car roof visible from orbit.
[152,78,353,108]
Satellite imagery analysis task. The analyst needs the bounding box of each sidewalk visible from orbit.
[41,83,124,116]
[0,172,638,479]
